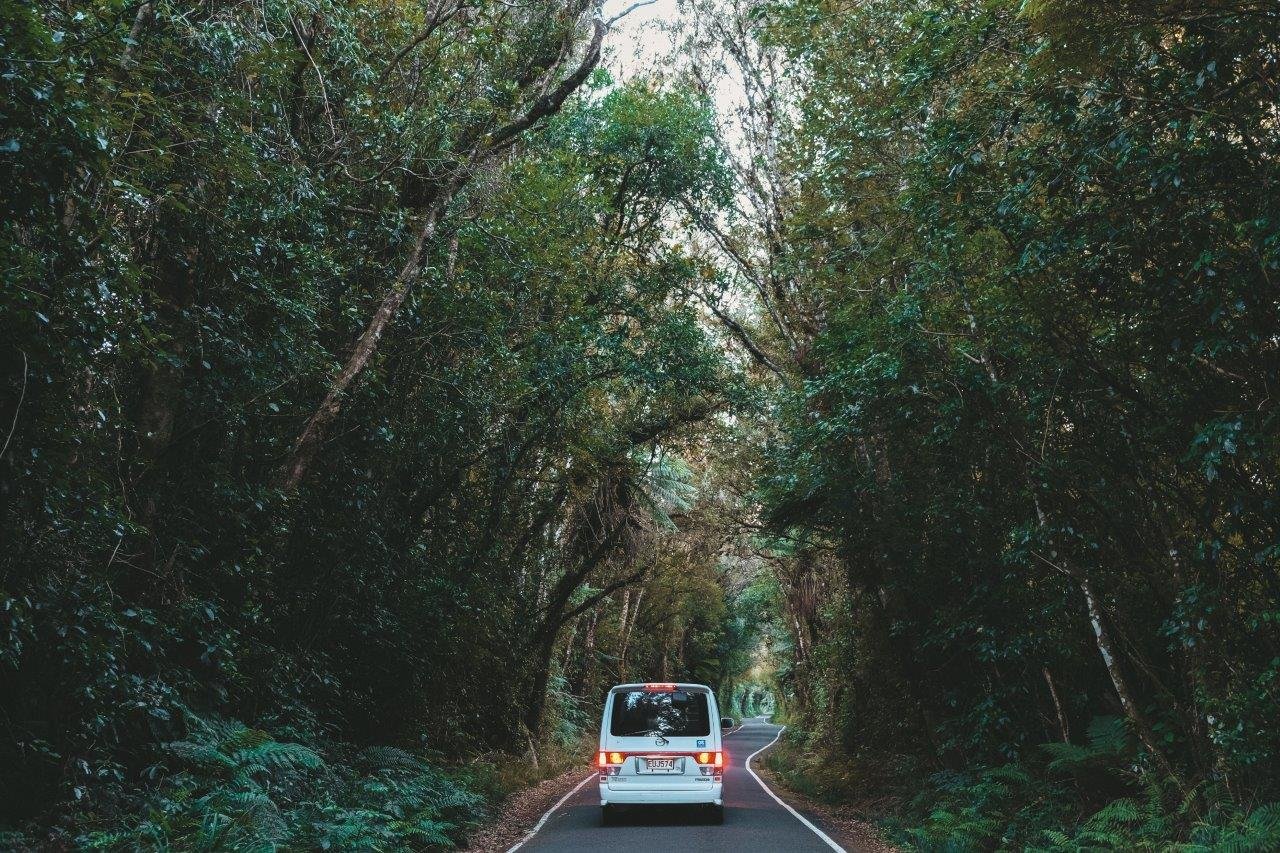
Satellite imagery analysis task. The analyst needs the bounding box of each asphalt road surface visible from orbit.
[512,716,842,852]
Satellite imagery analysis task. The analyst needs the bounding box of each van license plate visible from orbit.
[644,758,676,772]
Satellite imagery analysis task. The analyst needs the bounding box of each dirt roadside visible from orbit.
[464,766,592,852]
[752,761,898,853]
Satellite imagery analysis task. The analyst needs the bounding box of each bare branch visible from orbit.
[606,0,658,27]
[378,0,464,85]
[0,349,26,462]
[486,17,605,152]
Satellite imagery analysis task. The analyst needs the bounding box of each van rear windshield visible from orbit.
[610,689,710,737]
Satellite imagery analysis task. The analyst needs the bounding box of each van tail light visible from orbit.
[597,751,607,768]
[715,751,724,768]
[609,752,625,765]
[697,751,724,768]
[597,751,626,766]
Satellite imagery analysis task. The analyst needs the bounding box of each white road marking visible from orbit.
[505,772,596,853]
[744,723,848,853]
[503,721,761,852]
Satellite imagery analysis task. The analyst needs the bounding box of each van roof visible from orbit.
[608,682,713,693]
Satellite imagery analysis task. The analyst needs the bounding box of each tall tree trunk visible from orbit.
[617,587,643,678]
[523,629,559,738]
[134,247,198,595]
[279,12,609,492]
[279,192,451,491]
[1043,666,1071,743]
[569,606,600,695]
[1073,569,1183,787]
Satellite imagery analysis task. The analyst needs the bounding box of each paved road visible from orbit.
[514,716,840,852]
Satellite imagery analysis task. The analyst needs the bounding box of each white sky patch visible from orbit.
[601,0,680,80]
[597,0,765,324]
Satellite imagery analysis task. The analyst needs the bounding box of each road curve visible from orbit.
[511,716,843,852]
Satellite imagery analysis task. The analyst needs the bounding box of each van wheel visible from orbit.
[601,804,618,826]
[708,804,725,825]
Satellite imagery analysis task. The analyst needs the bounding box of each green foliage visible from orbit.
[1177,802,1280,853]
[888,762,1280,852]
[1040,716,1132,774]
[0,0,740,843]
[75,716,483,851]
[744,0,1280,846]
[899,765,1045,852]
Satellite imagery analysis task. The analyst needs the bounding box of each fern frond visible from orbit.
[221,724,273,753]
[1085,797,1140,829]
[359,745,429,775]
[1244,803,1280,837]
[163,740,237,775]
[232,740,324,775]
[1041,715,1132,772]
[199,789,288,842]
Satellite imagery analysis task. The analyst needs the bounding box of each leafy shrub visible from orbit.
[72,715,485,851]
[898,764,1053,852]
[886,724,1280,852]
[1176,802,1280,853]
[1040,716,1132,774]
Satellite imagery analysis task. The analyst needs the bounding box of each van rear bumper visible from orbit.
[599,781,722,806]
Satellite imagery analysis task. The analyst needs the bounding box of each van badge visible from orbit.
[655,734,669,746]
[696,739,706,748]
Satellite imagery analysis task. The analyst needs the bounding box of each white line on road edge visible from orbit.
[744,725,848,853]
[505,772,596,853]
[505,724,751,852]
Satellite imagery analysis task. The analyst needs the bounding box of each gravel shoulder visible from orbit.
[752,759,898,853]
[464,766,593,852]
[464,724,897,853]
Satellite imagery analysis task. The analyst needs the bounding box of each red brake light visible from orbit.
[597,751,607,768]
[714,751,723,768]
[643,683,677,691]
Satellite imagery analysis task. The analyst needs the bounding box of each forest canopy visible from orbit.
[2,0,1279,849]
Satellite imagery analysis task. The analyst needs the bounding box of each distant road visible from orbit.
[512,716,844,852]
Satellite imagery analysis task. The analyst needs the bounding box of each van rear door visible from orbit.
[602,684,720,791]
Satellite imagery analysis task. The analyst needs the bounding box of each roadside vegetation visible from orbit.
[716,0,1280,849]
[3,0,1278,850]
[2,0,760,846]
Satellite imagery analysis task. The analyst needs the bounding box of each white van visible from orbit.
[597,682,732,825]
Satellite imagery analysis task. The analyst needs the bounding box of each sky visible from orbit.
[600,0,682,79]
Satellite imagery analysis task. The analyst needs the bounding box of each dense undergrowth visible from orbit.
[1,695,593,851]
[767,723,1280,851]
[71,715,483,851]
[690,0,1280,848]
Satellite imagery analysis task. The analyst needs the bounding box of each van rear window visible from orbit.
[610,689,710,737]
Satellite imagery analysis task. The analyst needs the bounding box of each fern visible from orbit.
[359,745,430,775]
[635,452,697,530]
[231,740,324,778]
[73,713,486,851]
[1041,715,1132,773]
[1086,797,1141,829]
[1180,802,1280,853]
[219,724,273,754]
[390,818,454,846]
[1040,828,1071,846]
[163,740,237,776]
[199,789,288,846]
